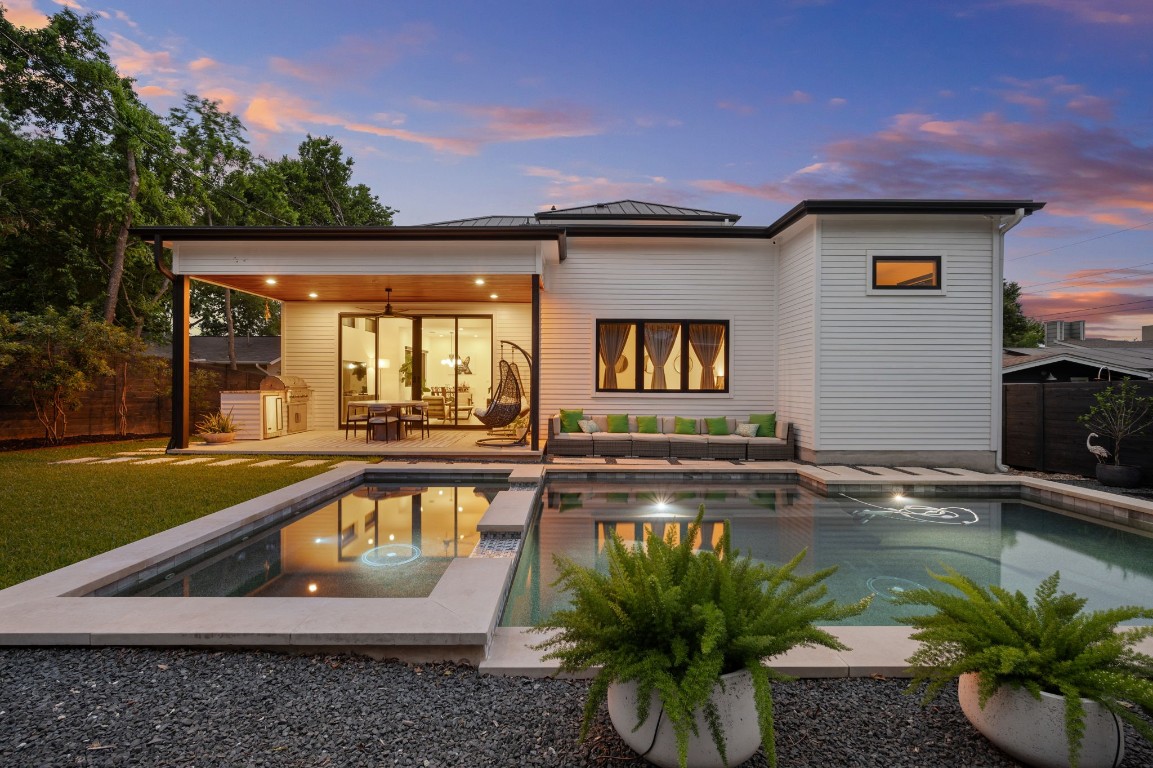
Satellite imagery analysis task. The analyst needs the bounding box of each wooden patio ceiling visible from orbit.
[193,274,535,303]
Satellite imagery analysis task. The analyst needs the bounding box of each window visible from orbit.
[871,255,942,290]
[596,320,728,393]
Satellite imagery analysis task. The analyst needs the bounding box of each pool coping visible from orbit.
[1,461,1151,672]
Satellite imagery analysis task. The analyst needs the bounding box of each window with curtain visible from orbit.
[596,320,728,393]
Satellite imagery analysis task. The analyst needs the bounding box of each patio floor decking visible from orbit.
[175,428,543,460]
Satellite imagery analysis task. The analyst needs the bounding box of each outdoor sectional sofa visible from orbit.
[546,414,794,461]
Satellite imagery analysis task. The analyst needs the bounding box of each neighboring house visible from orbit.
[134,198,1043,470]
[1003,340,1153,383]
[146,337,282,375]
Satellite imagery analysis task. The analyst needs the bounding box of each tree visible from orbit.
[0,307,142,442]
[1004,280,1044,347]
[266,135,396,226]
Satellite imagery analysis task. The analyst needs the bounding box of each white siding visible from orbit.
[173,240,541,275]
[775,222,817,453]
[539,237,776,433]
[282,301,531,429]
[816,216,997,450]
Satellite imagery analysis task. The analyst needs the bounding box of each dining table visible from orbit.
[349,400,425,441]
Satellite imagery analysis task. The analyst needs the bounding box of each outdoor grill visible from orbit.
[259,374,312,433]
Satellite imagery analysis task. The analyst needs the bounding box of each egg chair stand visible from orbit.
[476,340,533,447]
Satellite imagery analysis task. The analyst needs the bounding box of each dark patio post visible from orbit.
[170,272,190,450]
[531,273,541,451]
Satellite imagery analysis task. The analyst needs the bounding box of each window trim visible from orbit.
[595,319,730,394]
[867,252,946,295]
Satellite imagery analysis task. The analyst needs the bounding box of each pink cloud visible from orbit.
[523,166,687,206]
[242,90,476,154]
[717,100,756,116]
[107,32,176,76]
[693,108,1153,226]
[995,0,1153,25]
[1019,289,1153,339]
[3,0,49,27]
[188,57,217,72]
[993,76,1115,121]
[268,23,436,85]
[137,84,175,97]
[828,97,847,107]
[787,90,813,104]
[414,98,602,144]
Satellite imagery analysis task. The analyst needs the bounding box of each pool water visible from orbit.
[100,483,506,598]
[500,481,1153,627]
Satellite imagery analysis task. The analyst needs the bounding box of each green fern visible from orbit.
[895,567,1153,768]
[532,505,871,768]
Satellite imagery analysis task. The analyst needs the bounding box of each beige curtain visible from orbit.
[598,323,631,388]
[643,323,679,389]
[688,323,725,390]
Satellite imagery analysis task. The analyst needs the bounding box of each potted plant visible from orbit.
[894,567,1153,768]
[533,507,871,768]
[195,409,239,443]
[1078,378,1153,488]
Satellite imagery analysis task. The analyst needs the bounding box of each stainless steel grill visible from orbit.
[259,375,311,433]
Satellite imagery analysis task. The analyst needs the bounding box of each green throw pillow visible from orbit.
[606,413,630,433]
[674,416,698,435]
[560,409,584,433]
[705,416,730,436]
[749,413,777,437]
[636,415,659,434]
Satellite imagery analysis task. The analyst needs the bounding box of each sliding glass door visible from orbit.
[420,316,492,426]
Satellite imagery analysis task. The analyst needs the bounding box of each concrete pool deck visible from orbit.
[2,460,1152,674]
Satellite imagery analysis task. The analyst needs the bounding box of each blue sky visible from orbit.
[5,0,1153,338]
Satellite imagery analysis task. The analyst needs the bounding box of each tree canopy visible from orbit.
[0,7,394,344]
[1004,280,1045,347]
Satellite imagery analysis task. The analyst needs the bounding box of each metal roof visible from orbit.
[424,215,536,227]
[534,200,740,222]
[1002,342,1153,378]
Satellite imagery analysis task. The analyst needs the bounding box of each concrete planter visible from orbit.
[1095,464,1142,488]
[200,432,236,444]
[606,669,760,768]
[958,673,1125,768]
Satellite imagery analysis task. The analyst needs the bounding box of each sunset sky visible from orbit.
[4,0,1152,338]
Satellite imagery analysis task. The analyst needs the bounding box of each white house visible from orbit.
[135,198,1044,470]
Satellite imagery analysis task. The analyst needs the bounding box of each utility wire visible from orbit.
[0,26,293,226]
[1019,261,1153,292]
[1008,217,1153,261]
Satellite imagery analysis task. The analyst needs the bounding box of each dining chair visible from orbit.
[422,395,447,424]
[398,402,430,439]
[345,402,369,439]
[366,404,398,443]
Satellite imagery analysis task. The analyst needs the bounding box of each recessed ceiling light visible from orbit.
[308,292,318,299]
[490,293,498,299]
[475,278,485,285]
[265,278,277,285]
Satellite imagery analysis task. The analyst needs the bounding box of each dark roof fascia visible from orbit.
[766,199,1047,238]
[130,226,566,243]
[560,224,769,238]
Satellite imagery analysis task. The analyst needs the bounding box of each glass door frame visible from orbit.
[418,314,493,428]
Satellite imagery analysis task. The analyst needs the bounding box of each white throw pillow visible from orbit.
[578,419,601,434]
[735,423,760,438]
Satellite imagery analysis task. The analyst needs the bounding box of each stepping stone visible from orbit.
[115,451,153,456]
[211,458,253,466]
[139,448,167,453]
[291,460,329,467]
[136,457,180,465]
[334,460,372,467]
[96,457,138,463]
[54,457,101,464]
[250,459,290,467]
[174,457,215,465]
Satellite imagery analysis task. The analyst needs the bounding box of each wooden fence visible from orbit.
[1002,381,1153,481]
[0,360,263,442]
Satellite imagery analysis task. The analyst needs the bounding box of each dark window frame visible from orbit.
[871,255,942,290]
[595,319,729,394]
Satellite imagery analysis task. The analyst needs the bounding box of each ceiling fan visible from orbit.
[361,287,413,318]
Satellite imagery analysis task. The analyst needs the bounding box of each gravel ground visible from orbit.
[2,648,1151,767]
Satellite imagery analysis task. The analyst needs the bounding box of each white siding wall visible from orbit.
[282,301,532,429]
[775,222,817,453]
[539,237,776,433]
[816,216,997,450]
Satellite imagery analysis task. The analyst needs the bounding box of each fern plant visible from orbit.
[533,506,871,768]
[894,567,1153,768]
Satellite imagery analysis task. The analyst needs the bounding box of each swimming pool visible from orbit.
[91,482,509,598]
[501,479,1153,627]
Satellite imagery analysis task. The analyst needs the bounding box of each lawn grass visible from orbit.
[0,439,362,590]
